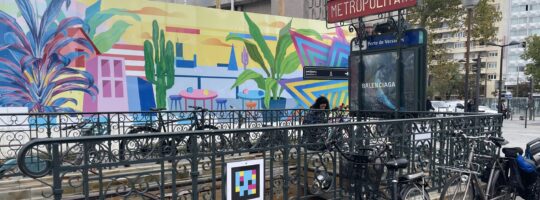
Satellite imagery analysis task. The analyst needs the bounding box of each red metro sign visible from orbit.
[326,0,417,23]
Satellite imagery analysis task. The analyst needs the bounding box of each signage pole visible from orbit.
[396,9,404,114]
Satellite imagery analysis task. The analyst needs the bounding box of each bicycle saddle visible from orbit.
[503,147,524,158]
[400,172,426,181]
[488,136,508,147]
[385,158,408,170]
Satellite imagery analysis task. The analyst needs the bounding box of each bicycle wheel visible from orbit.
[188,125,218,152]
[439,175,475,200]
[401,184,430,200]
[487,169,515,200]
[120,127,160,161]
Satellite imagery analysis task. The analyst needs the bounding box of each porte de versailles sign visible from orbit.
[327,0,417,23]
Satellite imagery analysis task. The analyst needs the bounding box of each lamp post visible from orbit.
[486,41,520,114]
[462,0,479,111]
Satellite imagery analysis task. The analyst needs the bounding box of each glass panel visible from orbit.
[115,81,124,97]
[361,51,398,111]
[114,60,123,78]
[102,80,111,97]
[101,59,110,77]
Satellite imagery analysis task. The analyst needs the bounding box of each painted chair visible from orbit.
[246,101,257,110]
[169,95,183,111]
[215,98,227,110]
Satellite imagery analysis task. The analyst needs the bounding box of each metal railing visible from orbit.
[13,112,502,199]
[0,109,470,166]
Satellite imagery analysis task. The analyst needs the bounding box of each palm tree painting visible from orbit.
[0,0,97,112]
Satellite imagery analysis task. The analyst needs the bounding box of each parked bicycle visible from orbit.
[119,107,218,162]
[324,136,430,199]
[438,133,540,200]
[16,119,111,178]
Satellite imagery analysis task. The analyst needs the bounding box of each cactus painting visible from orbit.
[144,20,175,109]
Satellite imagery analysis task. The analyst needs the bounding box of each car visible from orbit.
[445,100,466,112]
[430,101,451,112]
[478,106,498,114]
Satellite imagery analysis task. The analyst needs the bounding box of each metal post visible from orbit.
[51,144,63,200]
[464,8,473,111]
[529,77,534,120]
[497,46,504,114]
[475,55,481,112]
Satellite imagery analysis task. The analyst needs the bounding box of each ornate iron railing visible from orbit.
[13,112,501,199]
[0,109,471,168]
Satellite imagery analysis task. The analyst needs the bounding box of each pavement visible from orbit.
[501,116,540,148]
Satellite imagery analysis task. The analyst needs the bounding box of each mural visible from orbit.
[0,0,352,113]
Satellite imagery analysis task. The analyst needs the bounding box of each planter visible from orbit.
[262,97,287,122]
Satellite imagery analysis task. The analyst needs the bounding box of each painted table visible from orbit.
[238,90,265,109]
[179,89,218,110]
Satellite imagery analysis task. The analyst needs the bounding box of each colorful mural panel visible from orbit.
[0,0,352,112]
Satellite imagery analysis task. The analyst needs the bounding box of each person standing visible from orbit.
[302,96,330,151]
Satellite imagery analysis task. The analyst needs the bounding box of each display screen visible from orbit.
[361,51,398,111]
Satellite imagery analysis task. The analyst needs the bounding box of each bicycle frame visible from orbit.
[448,136,510,200]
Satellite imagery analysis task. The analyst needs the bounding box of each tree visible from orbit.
[407,0,501,97]
[428,61,463,99]
[521,35,540,91]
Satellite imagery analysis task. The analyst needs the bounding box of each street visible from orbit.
[502,117,540,148]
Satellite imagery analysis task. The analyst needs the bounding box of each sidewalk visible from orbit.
[501,117,540,148]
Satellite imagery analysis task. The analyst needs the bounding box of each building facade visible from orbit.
[431,0,508,98]
[157,0,326,20]
[506,0,539,92]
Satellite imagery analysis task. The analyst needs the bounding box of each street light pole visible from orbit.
[475,54,481,112]
[498,45,504,112]
[464,7,473,111]
[487,41,520,114]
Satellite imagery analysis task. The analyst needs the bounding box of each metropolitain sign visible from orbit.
[326,0,417,23]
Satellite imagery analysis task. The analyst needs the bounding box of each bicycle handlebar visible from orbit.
[189,106,207,111]
[61,119,92,131]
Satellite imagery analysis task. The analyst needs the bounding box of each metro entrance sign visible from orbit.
[326,0,417,23]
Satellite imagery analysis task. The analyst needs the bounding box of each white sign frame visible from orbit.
[226,159,265,200]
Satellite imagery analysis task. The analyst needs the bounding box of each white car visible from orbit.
[430,101,451,112]
[445,100,466,112]
[478,106,498,114]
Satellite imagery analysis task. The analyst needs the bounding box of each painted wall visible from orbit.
[0,0,351,112]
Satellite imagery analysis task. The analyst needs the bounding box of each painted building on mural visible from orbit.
[0,0,352,113]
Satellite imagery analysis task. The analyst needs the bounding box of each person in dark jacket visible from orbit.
[426,99,435,111]
[303,96,330,151]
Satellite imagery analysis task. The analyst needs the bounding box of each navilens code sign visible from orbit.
[326,0,417,23]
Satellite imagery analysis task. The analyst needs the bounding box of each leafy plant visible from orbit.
[0,0,97,112]
[84,0,140,52]
[227,12,321,108]
[143,20,175,109]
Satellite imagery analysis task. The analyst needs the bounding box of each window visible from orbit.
[511,5,527,11]
[488,51,498,57]
[454,42,465,48]
[530,16,540,23]
[488,74,497,80]
[100,58,125,98]
[487,62,497,68]
[531,29,540,35]
[74,49,85,67]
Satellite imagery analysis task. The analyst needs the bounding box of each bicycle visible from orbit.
[16,119,111,177]
[438,133,514,200]
[324,135,430,199]
[119,107,218,162]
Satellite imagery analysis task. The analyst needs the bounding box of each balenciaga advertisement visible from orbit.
[362,51,398,111]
